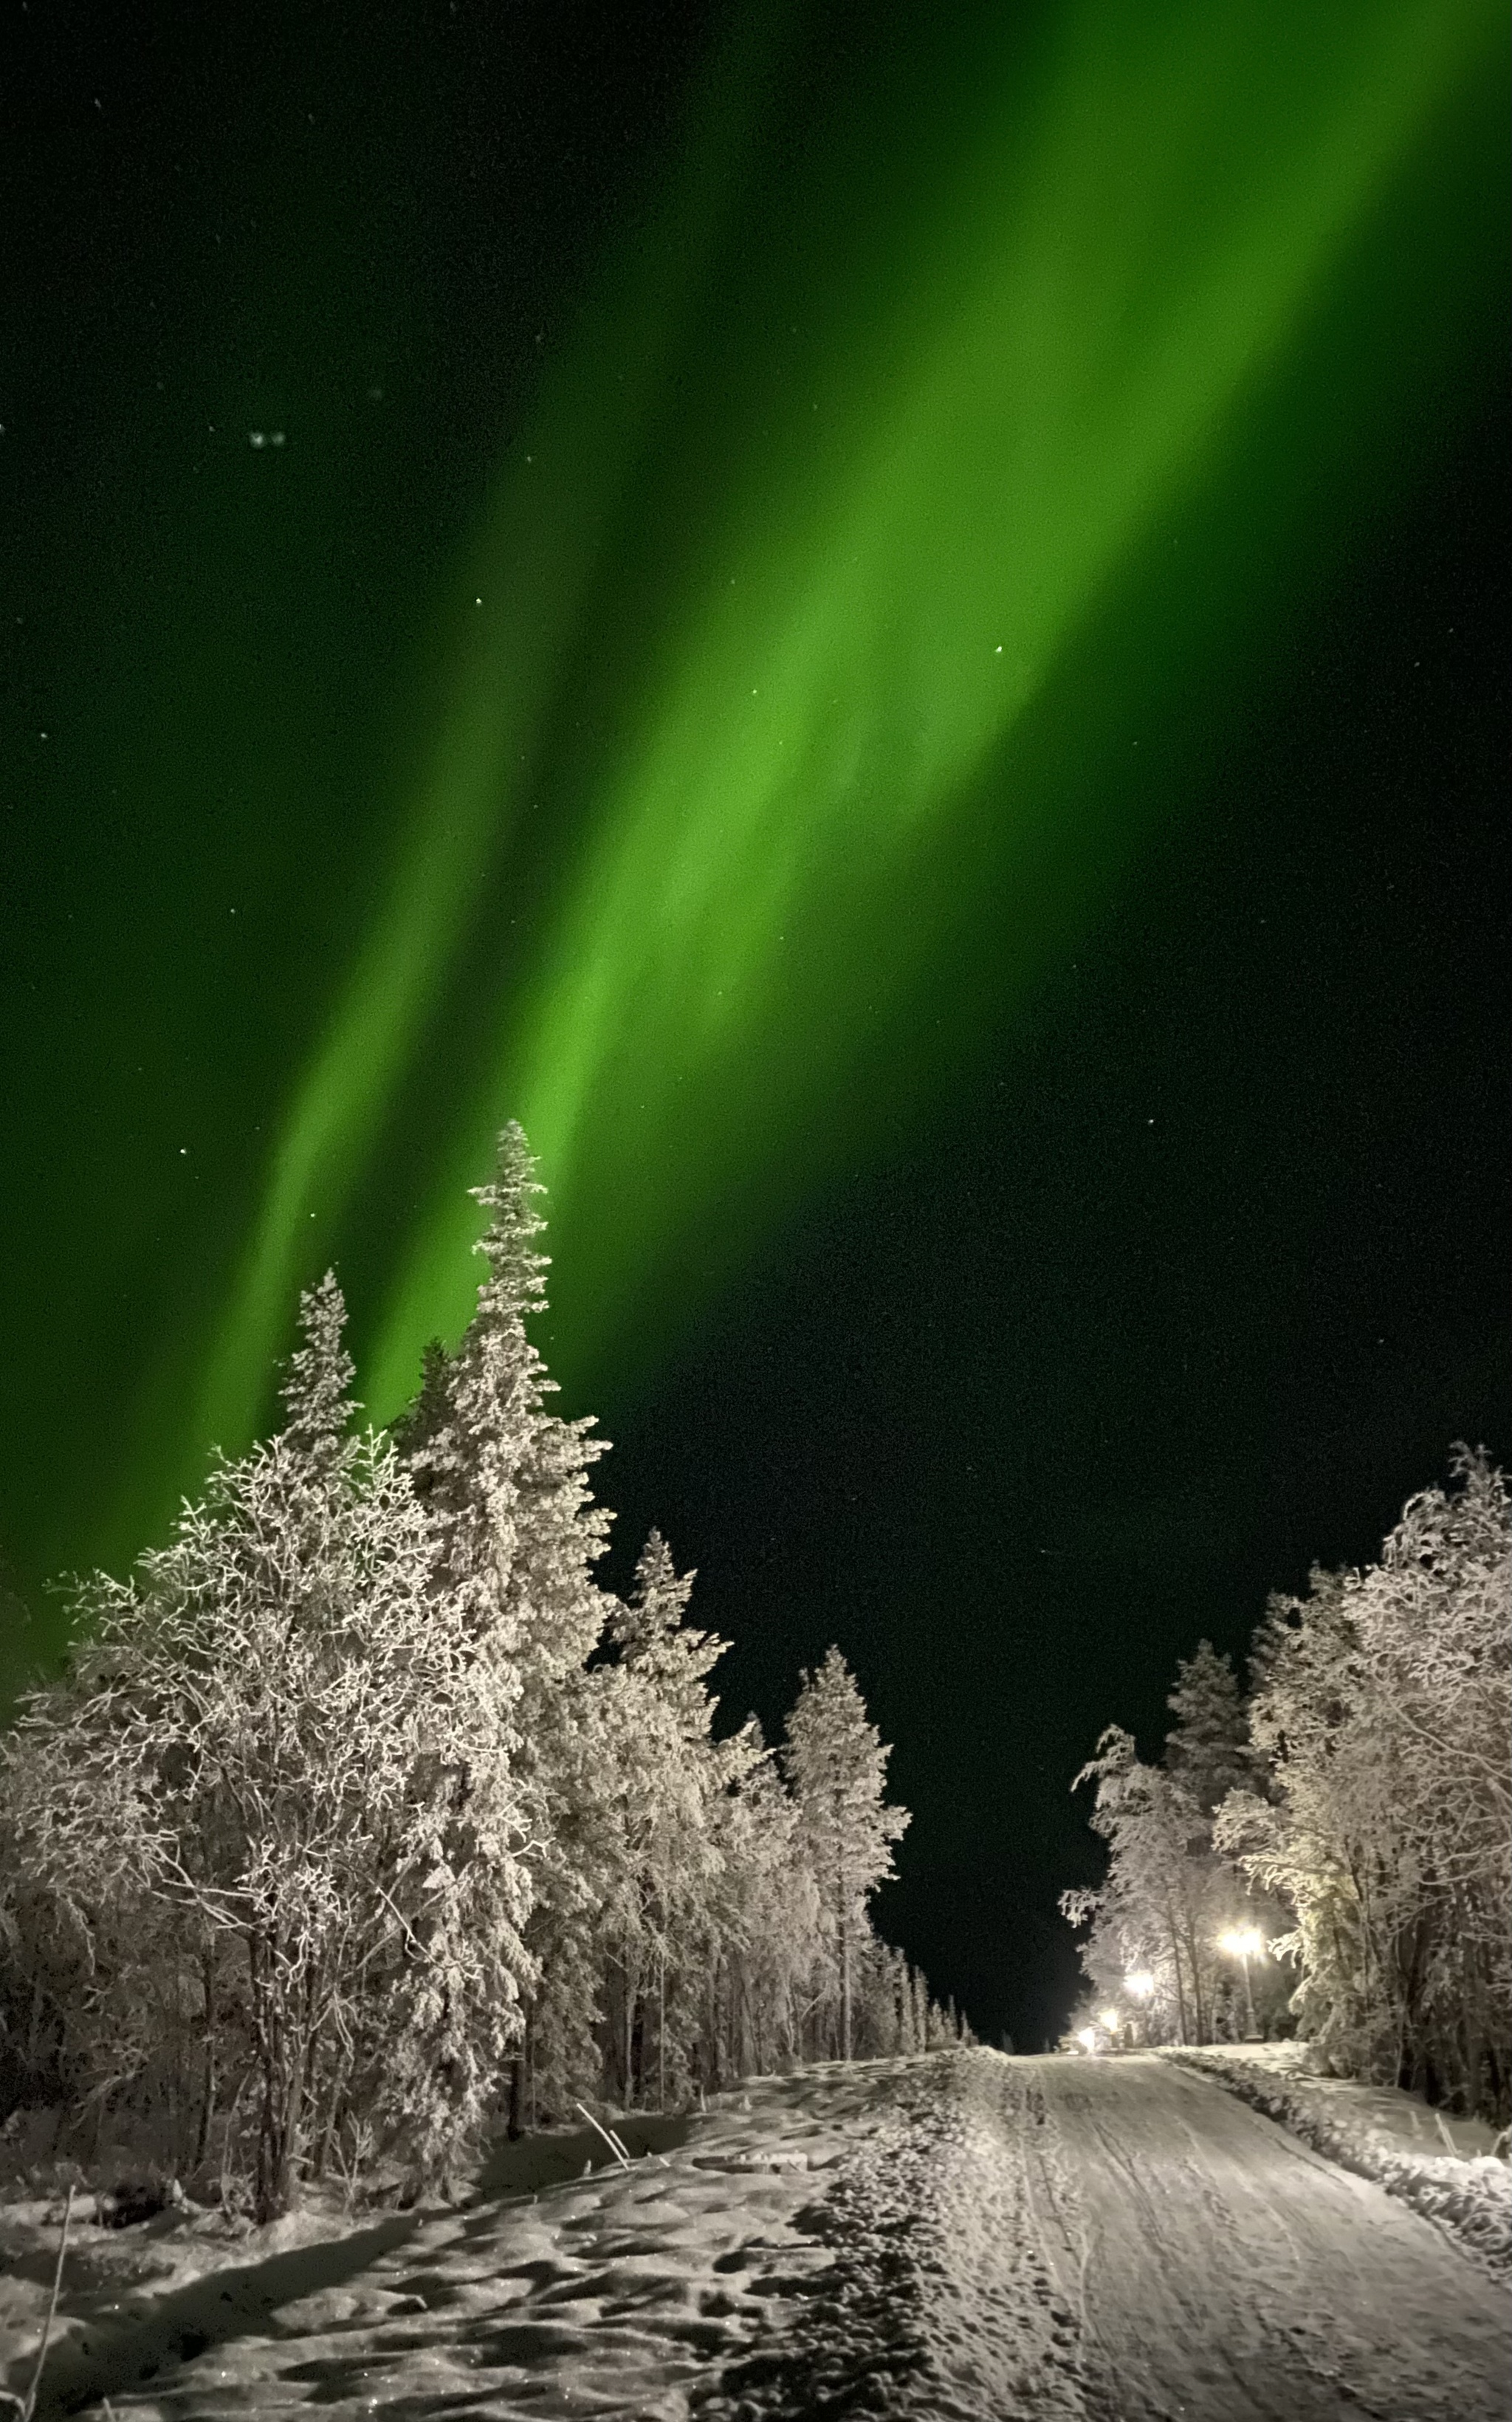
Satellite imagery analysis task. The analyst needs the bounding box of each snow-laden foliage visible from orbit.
[594,1531,758,2113]
[1217,1450,1511,2121]
[1060,1640,1280,2050]
[1065,1453,1511,2122]
[1060,1650,1282,2052]
[0,1127,939,2217]
[394,1125,619,2130]
[783,1649,911,2062]
[0,1273,533,2219]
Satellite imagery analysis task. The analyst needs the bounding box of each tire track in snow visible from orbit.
[16,2051,1503,2418]
[1032,2051,1511,2422]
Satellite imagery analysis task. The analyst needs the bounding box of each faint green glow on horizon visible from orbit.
[200,0,1498,1466]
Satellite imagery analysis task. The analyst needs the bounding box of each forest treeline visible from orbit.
[1062,1448,1511,2124]
[0,1127,964,2223]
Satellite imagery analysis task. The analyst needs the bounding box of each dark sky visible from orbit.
[597,428,1512,2043]
[3,0,1508,2051]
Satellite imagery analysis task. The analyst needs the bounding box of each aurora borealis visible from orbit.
[4,0,1508,2044]
[205,0,1503,1457]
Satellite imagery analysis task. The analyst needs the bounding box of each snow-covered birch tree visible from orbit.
[1062,1644,1272,2048]
[1218,1449,1511,2117]
[1062,1726,1229,2044]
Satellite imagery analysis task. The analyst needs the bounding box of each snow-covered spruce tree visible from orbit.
[909,1960,930,2055]
[895,1958,923,2054]
[394,1125,619,2124]
[596,1531,754,2106]
[853,1938,908,2059]
[1163,1639,1288,2040]
[781,1648,910,2061]
[1218,1450,1511,2119]
[1165,1641,1254,1816]
[0,1275,534,2217]
[699,1729,822,2084]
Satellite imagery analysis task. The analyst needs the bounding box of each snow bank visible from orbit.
[0,2080,865,2420]
[1162,2045,1512,2279]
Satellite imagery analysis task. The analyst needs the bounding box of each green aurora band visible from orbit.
[188,0,1499,1483]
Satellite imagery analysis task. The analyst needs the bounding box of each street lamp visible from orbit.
[1120,1971,1155,2044]
[1075,2025,1098,2054]
[1217,1926,1265,2038]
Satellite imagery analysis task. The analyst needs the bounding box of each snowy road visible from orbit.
[1011,2053,1509,2421]
[10,2049,1508,2420]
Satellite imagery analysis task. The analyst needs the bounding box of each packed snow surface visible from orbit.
[4,2050,1508,2420]
[1162,2042,1512,2279]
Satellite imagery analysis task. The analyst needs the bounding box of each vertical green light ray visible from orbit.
[365,0,1498,1416]
[183,12,786,1469]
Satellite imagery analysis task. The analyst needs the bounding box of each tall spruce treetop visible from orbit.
[1164,1639,1253,1816]
[614,1529,694,1651]
[398,1123,611,1680]
[785,1656,901,1860]
[783,1647,909,2055]
[611,1530,732,1741]
[278,1266,357,1473]
[783,1647,910,1890]
[785,1647,901,1870]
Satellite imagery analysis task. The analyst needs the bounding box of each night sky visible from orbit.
[3,0,1508,2051]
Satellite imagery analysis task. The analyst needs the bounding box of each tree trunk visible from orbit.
[312,2061,351,2183]
[658,1947,667,2110]
[1164,1907,1190,2045]
[250,1936,317,2224]
[840,1921,853,2062]
[837,1847,853,2062]
[506,1998,530,2143]
[1183,1921,1209,2045]
[193,1946,218,2174]
[195,2040,218,2174]
[256,2031,312,2223]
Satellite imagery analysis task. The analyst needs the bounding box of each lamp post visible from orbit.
[1217,1927,1264,2038]
[1123,1969,1155,2044]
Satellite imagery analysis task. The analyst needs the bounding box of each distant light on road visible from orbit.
[1076,2026,1098,2053]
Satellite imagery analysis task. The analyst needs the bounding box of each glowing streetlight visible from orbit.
[1124,1970,1155,2001]
[1097,2008,1121,2034]
[1075,2026,1098,2054]
[1217,1927,1265,2037]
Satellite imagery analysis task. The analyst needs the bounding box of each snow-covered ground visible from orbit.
[1161,2040,1512,2279]
[3,2048,1507,2420]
